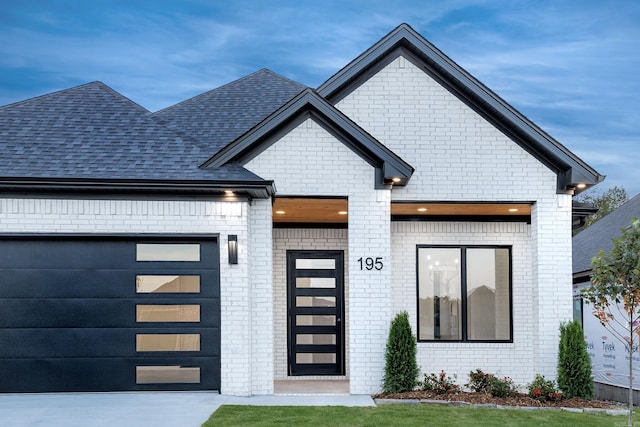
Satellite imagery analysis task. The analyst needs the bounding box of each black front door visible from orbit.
[287,250,344,375]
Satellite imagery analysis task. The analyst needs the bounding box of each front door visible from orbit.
[287,250,344,375]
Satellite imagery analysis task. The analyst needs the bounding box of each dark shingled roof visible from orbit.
[0,81,263,182]
[152,69,307,155]
[573,193,640,276]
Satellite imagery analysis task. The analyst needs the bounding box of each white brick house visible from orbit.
[0,23,602,395]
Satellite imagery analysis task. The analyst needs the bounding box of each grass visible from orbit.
[202,404,629,427]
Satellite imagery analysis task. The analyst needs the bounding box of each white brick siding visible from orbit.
[248,199,275,394]
[335,56,558,202]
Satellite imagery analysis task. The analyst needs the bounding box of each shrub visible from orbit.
[488,376,517,398]
[467,369,496,393]
[382,311,419,393]
[421,371,459,394]
[467,369,517,397]
[557,320,594,399]
[528,374,563,402]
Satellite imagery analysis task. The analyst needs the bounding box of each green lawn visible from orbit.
[203,404,629,427]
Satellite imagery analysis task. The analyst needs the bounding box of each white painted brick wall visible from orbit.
[336,56,558,202]
[531,194,574,378]
[249,199,275,394]
[0,197,253,396]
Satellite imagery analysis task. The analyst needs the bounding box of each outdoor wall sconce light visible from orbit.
[228,234,238,265]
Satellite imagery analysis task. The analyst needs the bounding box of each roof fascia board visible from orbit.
[317,23,604,193]
[201,89,414,185]
[0,178,275,199]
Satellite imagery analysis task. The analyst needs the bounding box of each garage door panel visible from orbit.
[0,270,219,298]
[0,236,221,392]
[0,299,219,328]
[0,327,219,358]
[0,240,220,271]
[0,356,220,392]
[0,240,134,269]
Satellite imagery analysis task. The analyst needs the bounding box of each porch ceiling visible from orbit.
[272,197,532,224]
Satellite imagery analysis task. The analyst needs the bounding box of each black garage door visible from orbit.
[0,236,220,392]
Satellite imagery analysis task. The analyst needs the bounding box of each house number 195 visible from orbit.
[358,257,383,271]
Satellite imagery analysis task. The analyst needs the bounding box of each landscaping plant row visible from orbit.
[382,311,594,403]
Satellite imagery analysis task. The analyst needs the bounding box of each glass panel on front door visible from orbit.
[287,250,344,376]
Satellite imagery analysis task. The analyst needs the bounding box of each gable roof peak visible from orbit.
[201,87,414,188]
[318,22,604,194]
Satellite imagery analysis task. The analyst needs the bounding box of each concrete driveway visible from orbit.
[0,392,375,427]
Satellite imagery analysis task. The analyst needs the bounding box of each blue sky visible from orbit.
[1,0,638,196]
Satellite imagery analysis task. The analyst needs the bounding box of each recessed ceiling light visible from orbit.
[508,208,519,212]
[275,210,285,215]
[224,190,235,196]
[338,211,348,215]
[576,183,587,189]
[417,208,428,212]
[392,177,401,183]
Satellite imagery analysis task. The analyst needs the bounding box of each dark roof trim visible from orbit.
[572,201,598,229]
[317,23,604,194]
[201,88,414,188]
[391,215,531,223]
[0,178,274,199]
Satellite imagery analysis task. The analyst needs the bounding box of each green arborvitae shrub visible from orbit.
[557,320,594,399]
[383,311,419,393]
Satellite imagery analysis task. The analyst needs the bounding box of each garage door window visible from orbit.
[136,366,200,384]
[136,334,200,351]
[136,305,200,322]
[136,275,200,293]
[136,244,200,261]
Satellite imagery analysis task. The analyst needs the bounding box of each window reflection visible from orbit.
[136,305,200,322]
[136,244,200,262]
[136,366,200,384]
[136,275,200,293]
[136,334,200,351]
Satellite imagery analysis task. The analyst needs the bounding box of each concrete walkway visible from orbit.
[0,392,376,427]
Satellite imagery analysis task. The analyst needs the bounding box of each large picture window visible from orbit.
[417,246,512,342]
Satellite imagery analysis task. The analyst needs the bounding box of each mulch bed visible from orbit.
[373,390,620,409]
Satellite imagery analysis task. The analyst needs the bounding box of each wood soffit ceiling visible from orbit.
[272,198,532,223]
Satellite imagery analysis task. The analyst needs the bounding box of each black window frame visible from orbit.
[416,245,513,343]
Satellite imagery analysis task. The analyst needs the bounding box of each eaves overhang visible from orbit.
[200,88,414,189]
[0,177,275,199]
[317,23,605,194]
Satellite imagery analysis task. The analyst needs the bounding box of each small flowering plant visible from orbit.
[528,374,563,402]
[467,369,518,397]
[420,371,459,394]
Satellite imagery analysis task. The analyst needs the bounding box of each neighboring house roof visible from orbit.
[201,88,415,188]
[573,193,640,279]
[152,69,307,154]
[317,23,604,194]
[0,81,272,197]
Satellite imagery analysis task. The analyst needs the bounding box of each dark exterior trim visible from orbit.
[0,178,274,199]
[317,23,604,193]
[0,233,220,240]
[392,215,531,223]
[573,270,592,285]
[273,223,348,229]
[200,89,414,188]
